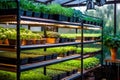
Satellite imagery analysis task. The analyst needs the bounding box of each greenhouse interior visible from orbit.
[0,0,120,80]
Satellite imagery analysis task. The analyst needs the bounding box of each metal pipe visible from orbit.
[114,0,117,35]
[101,21,104,66]
[16,0,21,80]
[81,20,84,80]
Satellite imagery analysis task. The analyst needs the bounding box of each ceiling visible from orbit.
[34,0,119,7]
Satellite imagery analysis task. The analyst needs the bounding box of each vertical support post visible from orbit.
[81,21,84,80]
[28,25,31,30]
[44,66,47,75]
[114,0,116,35]
[43,27,47,75]
[16,0,21,80]
[56,27,58,32]
[76,28,78,33]
[101,21,104,66]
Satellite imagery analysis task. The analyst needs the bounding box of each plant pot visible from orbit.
[40,39,46,44]
[20,9,25,16]
[33,12,41,18]
[56,38,60,43]
[44,54,52,60]
[71,39,75,42]
[68,17,74,22]
[66,71,73,76]
[49,14,62,21]
[21,40,26,45]
[46,38,56,44]
[20,58,29,65]
[59,73,67,79]
[48,14,54,20]
[110,48,117,60]
[41,13,49,19]
[73,17,78,22]
[67,38,70,42]
[59,38,65,43]
[28,56,44,63]
[52,53,58,59]
[33,39,39,44]
[67,51,73,56]
[63,52,67,57]
[0,40,3,44]
[3,39,9,45]
[8,39,16,45]
[36,40,41,44]
[25,11,33,17]
[8,39,25,45]
[59,15,68,21]
[26,40,33,45]
[70,50,75,55]
[73,69,78,74]
[51,75,59,80]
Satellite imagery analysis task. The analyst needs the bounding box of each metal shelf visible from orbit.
[0,45,16,52]
[0,54,80,72]
[0,40,101,51]
[0,15,102,30]
[21,16,82,26]
[0,63,16,72]
[61,65,101,80]
[20,54,81,71]
[83,65,101,74]
[21,40,101,50]
[0,8,103,80]
[0,50,101,72]
[21,42,81,50]
[61,72,81,80]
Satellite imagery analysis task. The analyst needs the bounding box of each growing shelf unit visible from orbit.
[0,0,103,80]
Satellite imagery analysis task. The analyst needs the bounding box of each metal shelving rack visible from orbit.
[0,0,103,80]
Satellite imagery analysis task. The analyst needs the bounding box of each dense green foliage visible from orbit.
[46,31,60,38]
[103,34,120,48]
[0,27,42,40]
[0,70,51,80]
[47,64,77,71]
[21,46,101,55]
[60,33,101,39]
[0,1,17,9]
[61,57,99,69]
[0,57,99,80]
[0,0,102,22]
[0,51,45,59]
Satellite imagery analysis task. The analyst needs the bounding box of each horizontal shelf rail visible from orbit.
[21,42,81,50]
[20,54,81,71]
[21,16,82,26]
[0,50,101,72]
[61,72,81,80]
[0,40,101,51]
[61,65,101,80]
[0,15,102,30]
[21,40,101,50]
[20,51,101,71]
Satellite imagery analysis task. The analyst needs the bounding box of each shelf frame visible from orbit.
[0,1,103,80]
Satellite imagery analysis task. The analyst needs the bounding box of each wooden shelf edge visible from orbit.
[0,63,16,72]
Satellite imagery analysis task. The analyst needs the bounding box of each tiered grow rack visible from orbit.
[0,0,103,80]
